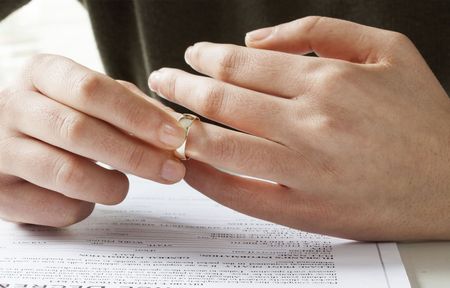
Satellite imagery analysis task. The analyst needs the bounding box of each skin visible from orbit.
[1,16,449,241]
[148,17,450,241]
[0,54,187,227]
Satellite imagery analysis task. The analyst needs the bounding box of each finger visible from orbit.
[116,79,175,113]
[184,42,320,98]
[22,54,185,149]
[6,90,185,184]
[149,68,290,142]
[184,160,298,227]
[0,181,95,227]
[245,16,400,64]
[0,136,129,205]
[184,119,315,188]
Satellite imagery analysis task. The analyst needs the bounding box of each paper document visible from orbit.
[0,176,410,287]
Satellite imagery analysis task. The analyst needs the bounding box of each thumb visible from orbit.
[245,16,398,64]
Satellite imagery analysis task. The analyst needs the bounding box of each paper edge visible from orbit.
[377,242,412,288]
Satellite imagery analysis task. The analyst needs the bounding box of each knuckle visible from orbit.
[318,64,355,92]
[312,103,356,139]
[313,103,348,134]
[381,31,414,59]
[198,83,226,117]
[122,102,149,130]
[57,112,89,143]
[216,45,242,81]
[316,113,339,132]
[316,75,337,94]
[54,156,85,187]
[388,31,412,46]
[210,134,258,172]
[73,72,101,103]
[211,133,240,163]
[124,145,147,172]
[162,68,178,99]
[210,133,285,175]
[381,32,417,65]
[298,16,325,33]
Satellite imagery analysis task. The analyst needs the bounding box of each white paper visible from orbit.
[0,176,410,287]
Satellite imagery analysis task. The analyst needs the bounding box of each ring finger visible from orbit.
[182,117,315,188]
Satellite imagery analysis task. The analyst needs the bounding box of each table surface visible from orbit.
[399,242,450,288]
[1,1,449,287]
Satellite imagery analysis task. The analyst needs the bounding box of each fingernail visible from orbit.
[159,123,185,148]
[148,70,161,92]
[246,27,273,42]
[161,159,185,182]
[184,46,193,66]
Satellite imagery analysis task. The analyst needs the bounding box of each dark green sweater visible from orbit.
[2,0,449,111]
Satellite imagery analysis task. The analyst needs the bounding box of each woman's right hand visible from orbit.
[0,54,186,227]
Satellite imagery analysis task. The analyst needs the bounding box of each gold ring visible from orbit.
[174,113,199,160]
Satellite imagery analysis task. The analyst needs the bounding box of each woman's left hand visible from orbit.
[148,17,450,241]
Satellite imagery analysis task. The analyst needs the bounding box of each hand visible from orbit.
[149,16,450,241]
[0,54,186,227]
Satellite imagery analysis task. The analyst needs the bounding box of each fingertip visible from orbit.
[102,171,130,205]
[183,42,215,69]
[160,159,186,184]
[184,46,193,66]
[244,36,253,48]
[148,68,174,101]
[79,201,96,221]
[148,70,161,93]
[245,26,274,46]
[56,201,95,228]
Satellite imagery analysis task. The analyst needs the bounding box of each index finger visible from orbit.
[245,16,404,64]
[22,54,185,150]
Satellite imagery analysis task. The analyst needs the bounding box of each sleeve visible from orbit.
[0,0,31,21]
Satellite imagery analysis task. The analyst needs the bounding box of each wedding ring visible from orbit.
[174,113,199,160]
